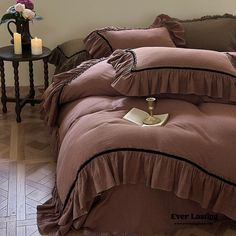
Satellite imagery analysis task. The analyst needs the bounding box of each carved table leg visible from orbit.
[29,60,35,106]
[0,59,7,113]
[43,57,49,90]
[13,61,21,123]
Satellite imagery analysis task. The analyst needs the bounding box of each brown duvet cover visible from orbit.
[38,48,236,235]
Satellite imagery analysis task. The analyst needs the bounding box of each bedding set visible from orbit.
[38,14,236,235]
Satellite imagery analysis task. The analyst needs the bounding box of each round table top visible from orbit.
[0,46,51,62]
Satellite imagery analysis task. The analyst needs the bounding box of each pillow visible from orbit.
[84,14,185,59]
[49,38,91,74]
[107,47,236,103]
[176,14,236,51]
[59,60,120,104]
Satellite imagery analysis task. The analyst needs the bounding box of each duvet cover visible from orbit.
[38,47,236,235]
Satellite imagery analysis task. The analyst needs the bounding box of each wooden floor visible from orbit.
[0,97,55,236]
[0,89,236,236]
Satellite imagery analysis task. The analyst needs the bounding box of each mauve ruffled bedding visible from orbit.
[38,50,236,235]
[84,14,185,59]
[108,47,236,102]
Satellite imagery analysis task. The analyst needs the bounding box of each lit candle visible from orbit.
[31,37,43,55]
[13,33,22,55]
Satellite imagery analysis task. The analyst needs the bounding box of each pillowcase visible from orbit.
[49,38,91,74]
[175,14,236,51]
[59,60,120,104]
[84,14,185,59]
[107,47,236,103]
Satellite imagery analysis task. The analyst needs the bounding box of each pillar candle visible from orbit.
[31,37,43,55]
[13,33,22,55]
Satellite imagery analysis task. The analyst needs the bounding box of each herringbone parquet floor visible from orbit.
[0,88,236,236]
[0,93,55,236]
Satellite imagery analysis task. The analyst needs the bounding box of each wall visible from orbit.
[0,0,236,86]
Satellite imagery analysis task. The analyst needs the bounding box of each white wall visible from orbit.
[0,0,236,86]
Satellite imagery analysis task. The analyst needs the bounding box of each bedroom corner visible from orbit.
[0,0,236,235]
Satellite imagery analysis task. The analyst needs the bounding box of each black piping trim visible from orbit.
[126,49,137,68]
[132,66,236,78]
[97,32,113,53]
[57,46,88,59]
[126,49,236,78]
[62,147,236,210]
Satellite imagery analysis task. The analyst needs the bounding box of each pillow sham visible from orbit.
[107,47,236,103]
[175,14,236,51]
[49,38,91,74]
[59,59,120,104]
[84,14,185,59]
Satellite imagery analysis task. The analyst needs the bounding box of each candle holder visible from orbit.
[143,97,161,125]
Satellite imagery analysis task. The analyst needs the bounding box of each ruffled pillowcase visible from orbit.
[175,14,236,51]
[84,14,185,59]
[49,38,91,74]
[107,47,236,103]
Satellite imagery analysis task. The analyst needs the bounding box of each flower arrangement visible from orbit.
[0,0,42,24]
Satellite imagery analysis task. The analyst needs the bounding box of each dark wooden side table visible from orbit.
[0,46,51,122]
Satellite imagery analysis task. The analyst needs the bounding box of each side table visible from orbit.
[0,46,51,122]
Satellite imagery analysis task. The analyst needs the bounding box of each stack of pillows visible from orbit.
[49,13,236,104]
[50,13,236,73]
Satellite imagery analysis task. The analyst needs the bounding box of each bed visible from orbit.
[37,14,236,236]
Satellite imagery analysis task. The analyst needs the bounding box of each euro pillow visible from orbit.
[108,47,236,103]
[49,38,91,74]
[84,14,185,59]
[175,14,236,51]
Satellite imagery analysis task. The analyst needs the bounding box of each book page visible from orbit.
[123,108,169,127]
[123,108,149,125]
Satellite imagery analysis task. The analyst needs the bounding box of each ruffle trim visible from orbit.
[176,13,236,23]
[57,50,91,74]
[49,46,91,74]
[84,15,185,59]
[107,49,236,103]
[63,226,232,236]
[84,27,118,59]
[151,14,186,46]
[40,58,104,128]
[48,47,67,67]
[37,150,236,235]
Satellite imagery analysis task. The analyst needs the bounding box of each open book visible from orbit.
[123,108,169,127]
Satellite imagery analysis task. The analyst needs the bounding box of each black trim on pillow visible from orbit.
[127,49,236,78]
[62,147,236,210]
[57,46,88,59]
[97,32,114,53]
[127,48,137,68]
[132,66,236,78]
[86,26,175,58]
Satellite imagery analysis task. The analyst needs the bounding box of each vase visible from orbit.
[7,20,32,50]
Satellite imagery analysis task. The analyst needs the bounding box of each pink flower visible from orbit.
[16,0,34,10]
[15,3,25,13]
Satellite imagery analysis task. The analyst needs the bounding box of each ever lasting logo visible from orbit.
[171,213,219,225]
